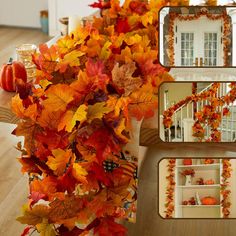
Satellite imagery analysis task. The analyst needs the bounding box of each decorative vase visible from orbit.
[185,175,192,186]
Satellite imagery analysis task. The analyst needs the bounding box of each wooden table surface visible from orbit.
[0,122,27,236]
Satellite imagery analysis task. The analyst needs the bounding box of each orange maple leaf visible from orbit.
[43,84,75,112]
[46,148,72,176]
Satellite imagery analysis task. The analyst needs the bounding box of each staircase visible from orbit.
[161,83,236,142]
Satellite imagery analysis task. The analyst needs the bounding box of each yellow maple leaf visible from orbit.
[13,120,38,155]
[43,84,75,112]
[11,95,38,121]
[39,79,52,90]
[67,104,87,132]
[17,205,49,226]
[36,218,56,236]
[99,41,112,60]
[58,110,74,132]
[57,50,85,73]
[114,118,129,142]
[87,102,112,123]
[72,163,88,184]
[46,148,72,176]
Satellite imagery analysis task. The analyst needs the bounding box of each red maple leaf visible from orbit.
[94,217,127,236]
[89,162,112,187]
[29,191,47,208]
[115,18,131,34]
[129,1,147,15]
[85,128,120,163]
[36,130,69,151]
[89,0,111,9]
[58,167,77,193]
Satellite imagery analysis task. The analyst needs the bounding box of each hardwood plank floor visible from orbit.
[0,26,50,65]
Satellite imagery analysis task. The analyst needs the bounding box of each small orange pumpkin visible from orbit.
[183,159,192,165]
[204,179,215,185]
[201,196,217,205]
[0,58,27,92]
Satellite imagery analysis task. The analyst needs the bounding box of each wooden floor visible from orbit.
[0,26,50,65]
[1,27,236,236]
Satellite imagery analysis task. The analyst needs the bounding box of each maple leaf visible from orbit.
[86,59,105,77]
[113,118,129,142]
[29,191,47,208]
[18,157,42,175]
[57,167,78,193]
[13,120,39,155]
[46,148,72,176]
[129,84,158,120]
[99,41,112,60]
[58,110,74,132]
[48,195,85,223]
[72,163,88,184]
[43,84,75,112]
[106,96,131,119]
[89,162,112,187]
[17,205,49,226]
[94,217,127,236]
[85,128,120,163]
[85,59,110,90]
[30,177,58,200]
[37,109,64,130]
[87,102,112,123]
[36,130,69,152]
[70,71,94,95]
[15,79,33,100]
[33,44,58,73]
[66,104,88,132]
[56,50,85,73]
[57,36,82,55]
[112,62,143,96]
[11,95,38,121]
[36,218,56,236]
[116,18,131,34]
[89,0,111,9]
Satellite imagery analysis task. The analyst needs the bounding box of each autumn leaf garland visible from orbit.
[12,1,175,235]
[165,159,176,218]
[221,159,232,218]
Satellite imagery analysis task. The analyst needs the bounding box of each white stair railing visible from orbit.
[162,83,236,142]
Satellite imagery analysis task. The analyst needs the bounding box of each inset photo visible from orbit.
[159,6,236,67]
[159,82,236,142]
[159,158,235,219]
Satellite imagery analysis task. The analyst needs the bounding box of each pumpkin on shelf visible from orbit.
[201,196,217,205]
[0,58,27,92]
[196,177,204,185]
[204,179,215,185]
[183,159,192,165]
[204,159,215,164]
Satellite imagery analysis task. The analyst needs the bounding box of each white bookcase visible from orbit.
[175,159,222,218]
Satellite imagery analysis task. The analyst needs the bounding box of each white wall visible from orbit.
[0,0,48,28]
[49,0,126,36]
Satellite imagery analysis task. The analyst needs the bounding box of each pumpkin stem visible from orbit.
[8,57,13,64]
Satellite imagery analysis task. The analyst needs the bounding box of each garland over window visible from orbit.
[168,8,231,66]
